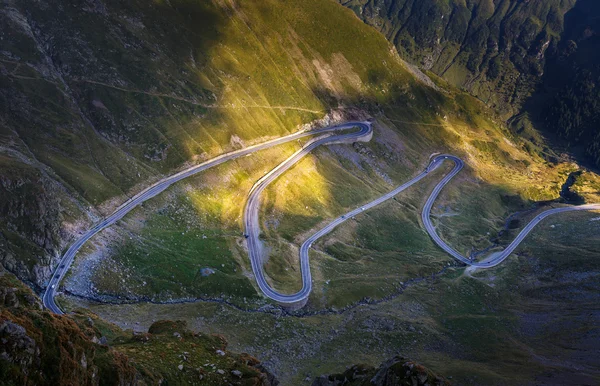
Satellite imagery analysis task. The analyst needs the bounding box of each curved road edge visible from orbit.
[243,122,373,304]
[247,153,600,305]
[42,121,374,314]
[44,118,600,312]
[420,156,600,268]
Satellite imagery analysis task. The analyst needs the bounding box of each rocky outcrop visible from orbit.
[312,355,449,386]
[0,320,40,370]
[0,263,278,385]
[0,157,71,288]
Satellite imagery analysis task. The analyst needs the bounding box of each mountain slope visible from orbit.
[340,0,600,168]
[1,1,599,384]
[3,0,594,290]
[339,0,575,117]
[0,0,416,287]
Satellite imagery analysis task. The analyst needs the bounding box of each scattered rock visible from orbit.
[311,355,449,385]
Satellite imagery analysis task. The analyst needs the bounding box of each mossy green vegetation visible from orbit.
[92,215,258,301]
[0,264,275,385]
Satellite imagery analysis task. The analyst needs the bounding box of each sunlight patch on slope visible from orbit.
[267,154,334,220]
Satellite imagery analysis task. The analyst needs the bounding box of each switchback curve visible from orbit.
[245,151,600,305]
[42,121,373,314]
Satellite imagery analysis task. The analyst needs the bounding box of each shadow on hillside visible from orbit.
[69,0,231,168]
[514,0,600,172]
[0,0,230,204]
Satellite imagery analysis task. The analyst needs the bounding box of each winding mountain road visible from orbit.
[244,153,600,305]
[42,121,373,314]
[43,120,600,313]
[421,157,600,268]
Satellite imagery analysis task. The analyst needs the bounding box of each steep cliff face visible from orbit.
[535,0,600,167]
[0,156,73,288]
[341,0,600,167]
[340,0,575,117]
[0,263,278,385]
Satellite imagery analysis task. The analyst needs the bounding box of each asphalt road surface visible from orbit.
[42,121,373,314]
[243,122,372,304]
[244,153,600,305]
[43,120,600,312]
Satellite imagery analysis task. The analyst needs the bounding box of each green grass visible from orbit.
[44,154,124,205]
[75,141,303,304]
[92,221,257,301]
[356,208,429,253]
[4,0,420,208]
[65,209,600,384]
[4,1,600,384]
[87,195,259,302]
[4,0,590,293]
[433,179,529,253]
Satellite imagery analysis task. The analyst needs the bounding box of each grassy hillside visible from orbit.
[0,0,414,285]
[26,0,594,311]
[61,83,600,308]
[1,0,599,384]
[2,0,592,289]
[65,208,600,385]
